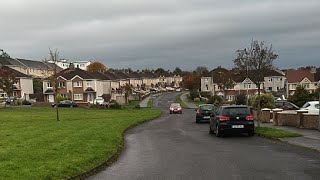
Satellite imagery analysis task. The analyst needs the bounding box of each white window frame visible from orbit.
[74,94,83,100]
[86,81,92,87]
[47,82,52,88]
[73,81,82,87]
[59,82,66,88]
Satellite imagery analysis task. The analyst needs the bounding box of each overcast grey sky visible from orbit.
[1,0,319,70]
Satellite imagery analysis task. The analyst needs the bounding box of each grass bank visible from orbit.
[255,127,302,139]
[175,93,188,108]
[0,107,161,179]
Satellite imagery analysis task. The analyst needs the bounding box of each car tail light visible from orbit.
[219,116,230,121]
[170,108,174,110]
[246,115,254,120]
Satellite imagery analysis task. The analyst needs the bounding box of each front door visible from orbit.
[88,93,94,103]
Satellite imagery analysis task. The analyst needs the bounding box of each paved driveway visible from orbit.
[90,93,320,180]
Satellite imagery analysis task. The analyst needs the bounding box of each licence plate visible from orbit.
[204,116,210,119]
[232,125,244,128]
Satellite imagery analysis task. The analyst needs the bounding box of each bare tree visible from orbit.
[45,48,62,121]
[212,66,234,102]
[234,40,278,126]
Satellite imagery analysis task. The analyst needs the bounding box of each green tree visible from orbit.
[207,95,223,106]
[33,78,43,93]
[173,67,183,75]
[235,94,247,105]
[288,85,312,107]
[249,93,275,109]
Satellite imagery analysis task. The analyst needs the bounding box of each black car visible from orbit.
[52,100,78,108]
[195,104,215,123]
[275,101,299,110]
[209,105,254,137]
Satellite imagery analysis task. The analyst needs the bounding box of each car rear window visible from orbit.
[200,105,214,111]
[222,107,250,116]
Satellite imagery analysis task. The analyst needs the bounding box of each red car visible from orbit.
[169,103,182,114]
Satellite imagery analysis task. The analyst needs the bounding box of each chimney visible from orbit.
[69,63,75,70]
[310,67,316,74]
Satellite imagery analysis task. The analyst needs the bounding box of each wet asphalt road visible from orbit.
[90,93,320,180]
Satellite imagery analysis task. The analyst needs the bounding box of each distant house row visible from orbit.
[201,67,320,101]
[1,56,182,104]
[43,66,182,104]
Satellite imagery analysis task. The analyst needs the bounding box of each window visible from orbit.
[248,84,251,89]
[86,81,92,87]
[268,87,272,91]
[73,81,82,87]
[268,78,272,82]
[74,94,83,100]
[58,82,65,88]
[47,82,52,88]
[303,83,309,89]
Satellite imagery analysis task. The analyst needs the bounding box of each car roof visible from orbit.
[220,105,249,108]
[170,103,180,106]
[306,101,319,104]
[199,104,214,106]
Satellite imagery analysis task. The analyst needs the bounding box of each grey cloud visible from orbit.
[0,0,319,70]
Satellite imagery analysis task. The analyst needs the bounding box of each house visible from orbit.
[46,59,92,70]
[286,67,319,96]
[0,66,33,100]
[0,56,57,78]
[43,67,107,103]
[201,68,286,101]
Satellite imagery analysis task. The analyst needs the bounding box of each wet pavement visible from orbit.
[90,93,320,180]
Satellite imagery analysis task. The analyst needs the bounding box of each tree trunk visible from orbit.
[257,83,261,127]
[56,106,59,121]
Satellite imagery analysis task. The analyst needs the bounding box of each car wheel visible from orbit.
[215,125,222,137]
[248,130,254,137]
[196,119,199,123]
[209,126,214,134]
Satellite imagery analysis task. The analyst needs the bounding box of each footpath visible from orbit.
[179,93,320,152]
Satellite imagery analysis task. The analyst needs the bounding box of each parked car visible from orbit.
[94,97,105,105]
[300,101,319,114]
[52,100,77,108]
[275,100,299,110]
[169,103,182,114]
[209,105,255,137]
[195,104,215,123]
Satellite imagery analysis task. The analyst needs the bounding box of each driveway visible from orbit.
[90,93,320,180]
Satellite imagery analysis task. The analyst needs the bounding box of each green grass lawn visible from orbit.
[0,107,161,179]
[175,94,188,108]
[255,127,302,139]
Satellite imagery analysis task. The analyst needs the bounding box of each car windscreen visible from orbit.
[222,107,250,116]
[200,105,214,111]
[302,103,310,108]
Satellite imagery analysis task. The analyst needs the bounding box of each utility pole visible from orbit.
[318,85,320,130]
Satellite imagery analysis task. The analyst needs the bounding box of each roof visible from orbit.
[286,68,315,83]
[16,58,50,69]
[0,66,31,78]
[59,68,94,80]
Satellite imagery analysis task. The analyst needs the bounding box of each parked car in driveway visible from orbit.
[195,104,215,123]
[300,101,319,114]
[209,105,254,137]
[275,100,299,110]
[169,103,182,114]
[94,97,105,105]
[52,100,78,108]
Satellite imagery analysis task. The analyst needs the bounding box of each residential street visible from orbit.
[90,93,320,180]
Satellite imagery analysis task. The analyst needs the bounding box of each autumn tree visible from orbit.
[0,66,17,107]
[234,40,278,126]
[183,73,201,91]
[86,61,107,73]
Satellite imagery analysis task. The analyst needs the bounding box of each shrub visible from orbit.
[135,104,141,109]
[288,85,313,107]
[207,95,223,106]
[189,91,199,100]
[249,93,275,109]
[110,102,122,109]
[55,95,65,102]
[199,91,212,98]
[194,98,200,102]
[235,94,247,105]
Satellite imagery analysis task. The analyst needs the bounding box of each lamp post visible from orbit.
[318,83,320,130]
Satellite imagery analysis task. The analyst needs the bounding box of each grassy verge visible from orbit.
[147,98,153,107]
[0,107,161,179]
[175,93,188,108]
[193,100,207,107]
[255,127,302,139]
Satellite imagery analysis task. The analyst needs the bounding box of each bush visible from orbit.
[199,91,212,98]
[288,85,313,107]
[22,100,31,105]
[207,95,223,106]
[135,104,141,109]
[235,94,247,105]
[194,97,200,102]
[55,95,65,102]
[249,93,275,109]
[110,102,122,109]
[189,91,199,100]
